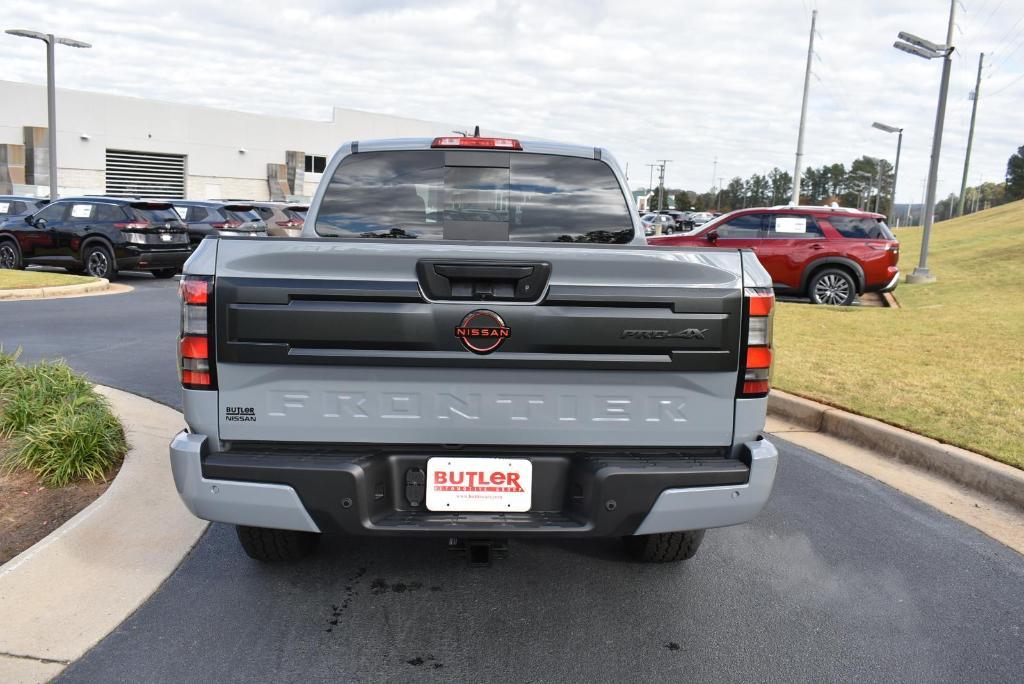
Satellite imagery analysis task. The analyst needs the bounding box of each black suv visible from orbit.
[0,195,49,226]
[171,201,268,249]
[0,197,190,279]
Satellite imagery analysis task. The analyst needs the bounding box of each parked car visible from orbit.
[641,212,677,236]
[171,201,268,249]
[170,135,778,565]
[0,196,49,227]
[658,209,687,228]
[650,205,900,305]
[687,212,714,228]
[0,197,190,279]
[250,202,308,238]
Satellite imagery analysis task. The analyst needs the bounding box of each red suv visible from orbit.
[650,206,900,305]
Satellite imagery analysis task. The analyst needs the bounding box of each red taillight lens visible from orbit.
[431,136,523,150]
[748,293,774,316]
[742,380,770,395]
[179,335,208,359]
[211,220,242,229]
[114,221,149,230]
[179,276,214,390]
[740,287,774,398]
[746,346,772,369]
[179,278,208,305]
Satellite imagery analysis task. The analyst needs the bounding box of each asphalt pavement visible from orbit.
[2,271,1022,683]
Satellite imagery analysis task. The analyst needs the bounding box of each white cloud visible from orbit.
[2,0,1022,201]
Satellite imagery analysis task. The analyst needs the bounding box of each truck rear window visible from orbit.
[315,150,633,243]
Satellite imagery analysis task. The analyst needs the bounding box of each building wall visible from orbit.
[187,175,269,202]
[0,79,493,200]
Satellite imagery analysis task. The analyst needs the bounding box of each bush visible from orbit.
[0,349,126,487]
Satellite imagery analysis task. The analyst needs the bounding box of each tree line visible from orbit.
[646,144,1024,221]
[647,155,896,215]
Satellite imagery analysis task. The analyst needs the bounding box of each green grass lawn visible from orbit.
[0,269,98,290]
[773,199,1024,469]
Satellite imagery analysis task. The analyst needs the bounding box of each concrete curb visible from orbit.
[0,386,207,683]
[769,390,1024,509]
[0,278,109,301]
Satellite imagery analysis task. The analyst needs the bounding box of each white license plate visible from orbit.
[426,457,532,512]
[160,233,172,241]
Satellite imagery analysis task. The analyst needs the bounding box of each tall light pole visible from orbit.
[893,0,955,284]
[5,29,91,200]
[957,52,984,217]
[872,121,903,218]
[791,9,817,205]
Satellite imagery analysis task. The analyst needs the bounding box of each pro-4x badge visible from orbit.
[455,310,510,354]
[620,328,709,340]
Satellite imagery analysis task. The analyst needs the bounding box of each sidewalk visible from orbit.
[0,386,207,683]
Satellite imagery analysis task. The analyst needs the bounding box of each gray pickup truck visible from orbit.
[170,135,778,565]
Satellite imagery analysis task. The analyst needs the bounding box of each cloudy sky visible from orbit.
[3,0,1022,202]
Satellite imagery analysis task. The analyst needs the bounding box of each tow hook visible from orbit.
[448,537,509,567]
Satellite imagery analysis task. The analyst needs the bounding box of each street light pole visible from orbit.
[5,29,91,200]
[893,0,955,284]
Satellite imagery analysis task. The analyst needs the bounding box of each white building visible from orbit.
[0,80,480,201]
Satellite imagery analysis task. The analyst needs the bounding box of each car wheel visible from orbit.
[236,525,319,562]
[0,241,23,270]
[83,243,116,280]
[623,530,705,562]
[808,268,856,306]
[150,268,178,279]
[664,227,674,235]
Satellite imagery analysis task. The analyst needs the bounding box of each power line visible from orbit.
[985,69,1024,97]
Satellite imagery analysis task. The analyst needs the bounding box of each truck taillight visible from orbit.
[179,275,215,390]
[740,287,774,398]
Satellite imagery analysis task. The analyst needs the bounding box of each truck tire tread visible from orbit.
[623,530,705,562]
[235,525,319,562]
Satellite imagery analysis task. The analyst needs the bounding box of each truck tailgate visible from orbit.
[212,239,744,447]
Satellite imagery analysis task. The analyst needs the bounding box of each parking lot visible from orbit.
[3,281,1022,682]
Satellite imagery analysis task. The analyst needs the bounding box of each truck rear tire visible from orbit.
[623,530,705,562]
[235,525,319,562]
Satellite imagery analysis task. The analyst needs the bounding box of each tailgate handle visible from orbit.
[434,264,534,280]
[417,260,551,302]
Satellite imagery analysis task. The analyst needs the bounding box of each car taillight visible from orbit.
[431,136,523,150]
[211,220,242,230]
[276,220,301,228]
[114,221,149,230]
[740,287,774,398]
[179,275,215,390]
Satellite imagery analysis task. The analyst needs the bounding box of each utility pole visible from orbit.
[957,52,983,217]
[716,177,724,211]
[791,9,817,205]
[874,158,883,213]
[656,160,671,212]
[645,163,657,212]
[711,156,718,192]
[894,0,956,283]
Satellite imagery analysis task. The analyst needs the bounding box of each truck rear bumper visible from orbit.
[169,432,777,537]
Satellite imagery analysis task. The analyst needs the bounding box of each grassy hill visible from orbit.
[773,199,1024,469]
